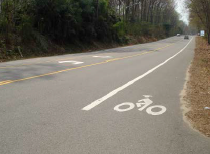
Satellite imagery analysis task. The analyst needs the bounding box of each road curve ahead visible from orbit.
[0,36,210,154]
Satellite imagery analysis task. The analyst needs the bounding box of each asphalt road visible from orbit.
[0,36,210,154]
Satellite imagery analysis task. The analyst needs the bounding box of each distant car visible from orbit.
[184,35,189,39]
[177,34,180,37]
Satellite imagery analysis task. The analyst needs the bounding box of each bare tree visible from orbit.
[188,0,210,44]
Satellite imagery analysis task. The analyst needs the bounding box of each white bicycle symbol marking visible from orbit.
[114,95,167,115]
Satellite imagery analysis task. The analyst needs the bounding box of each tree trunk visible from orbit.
[208,30,210,45]
[95,0,99,19]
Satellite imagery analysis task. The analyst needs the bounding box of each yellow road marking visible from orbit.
[154,44,172,51]
[0,44,172,69]
[0,80,13,86]
[0,80,12,83]
[0,58,75,69]
[106,51,152,62]
[0,43,174,86]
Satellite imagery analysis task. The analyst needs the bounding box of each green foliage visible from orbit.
[125,22,173,39]
[0,0,186,61]
[163,24,172,37]
[140,22,153,36]
[32,31,48,51]
[113,21,125,37]
[0,16,8,34]
[18,14,34,43]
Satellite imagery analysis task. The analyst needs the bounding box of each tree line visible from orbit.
[0,0,184,60]
[110,0,177,24]
[109,0,185,37]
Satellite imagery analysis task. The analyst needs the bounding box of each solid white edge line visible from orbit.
[82,38,194,111]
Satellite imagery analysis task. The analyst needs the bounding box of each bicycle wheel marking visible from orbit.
[146,105,167,115]
[114,95,167,116]
[114,102,135,112]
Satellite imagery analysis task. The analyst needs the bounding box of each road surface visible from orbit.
[0,36,210,154]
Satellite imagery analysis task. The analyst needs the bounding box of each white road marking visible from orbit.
[114,102,135,112]
[113,95,167,115]
[93,56,112,58]
[82,38,194,111]
[136,96,153,111]
[58,61,84,65]
[146,105,166,116]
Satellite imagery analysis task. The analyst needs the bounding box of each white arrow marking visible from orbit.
[93,56,112,58]
[58,61,84,65]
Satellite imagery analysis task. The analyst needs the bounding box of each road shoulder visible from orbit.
[181,37,210,137]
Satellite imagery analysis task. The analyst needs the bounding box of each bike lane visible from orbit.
[78,38,210,153]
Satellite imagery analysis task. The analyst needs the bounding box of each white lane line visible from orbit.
[93,56,112,58]
[58,61,84,65]
[82,38,194,111]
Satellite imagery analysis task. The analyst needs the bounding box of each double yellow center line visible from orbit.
[0,44,173,86]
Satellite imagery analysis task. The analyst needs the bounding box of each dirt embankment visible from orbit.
[0,36,159,63]
[182,37,210,137]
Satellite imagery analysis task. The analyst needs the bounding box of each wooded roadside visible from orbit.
[0,0,185,62]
